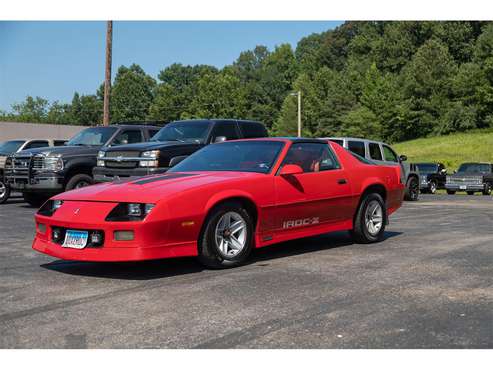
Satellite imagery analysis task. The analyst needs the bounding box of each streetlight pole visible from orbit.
[103,21,113,126]
[290,91,302,137]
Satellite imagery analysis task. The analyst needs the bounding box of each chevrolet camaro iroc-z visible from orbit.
[33,138,405,268]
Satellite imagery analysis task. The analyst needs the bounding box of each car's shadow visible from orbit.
[40,231,402,280]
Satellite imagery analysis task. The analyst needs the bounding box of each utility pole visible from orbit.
[297,90,301,137]
[290,91,302,137]
[103,21,113,126]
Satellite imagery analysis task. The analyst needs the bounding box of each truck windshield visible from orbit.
[416,163,438,173]
[0,140,25,155]
[150,121,211,143]
[457,163,490,173]
[169,141,284,174]
[67,127,117,146]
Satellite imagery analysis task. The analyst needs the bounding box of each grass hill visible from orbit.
[393,128,493,170]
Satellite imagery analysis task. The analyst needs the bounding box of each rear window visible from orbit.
[239,121,268,138]
[53,140,67,146]
[369,143,383,160]
[348,141,366,158]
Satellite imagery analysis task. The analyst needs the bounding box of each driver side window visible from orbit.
[283,143,340,173]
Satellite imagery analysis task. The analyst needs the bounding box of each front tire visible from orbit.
[351,193,386,244]
[446,190,456,195]
[429,180,437,194]
[483,183,492,196]
[467,191,475,196]
[404,176,419,201]
[65,174,93,191]
[0,179,10,204]
[198,202,254,268]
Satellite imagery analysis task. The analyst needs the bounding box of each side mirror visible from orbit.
[169,155,188,167]
[453,170,457,174]
[441,169,447,175]
[213,136,227,143]
[399,154,407,162]
[280,164,304,176]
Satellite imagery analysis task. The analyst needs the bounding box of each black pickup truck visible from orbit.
[93,119,268,183]
[445,162,493,195]
[416,162,447,194]
[4,123,161,206]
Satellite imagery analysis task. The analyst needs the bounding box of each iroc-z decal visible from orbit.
[282,217,320,229]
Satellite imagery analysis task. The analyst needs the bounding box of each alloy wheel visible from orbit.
[365,200,383,236]
[214,211,247,258]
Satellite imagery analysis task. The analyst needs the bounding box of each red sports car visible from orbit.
[33,138,405,268]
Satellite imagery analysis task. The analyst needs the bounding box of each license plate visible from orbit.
[460,185,467,190]
[62,230,88,249]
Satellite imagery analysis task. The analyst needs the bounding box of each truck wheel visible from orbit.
[404,177,419,201]
[429,180,437,194]
[351,193,386,244]
[23,193,49,208]
[467,191,475,196]
[198,201,254,269]
[65,174,93,191]
[483,183,492,196]
[0,179,10,204]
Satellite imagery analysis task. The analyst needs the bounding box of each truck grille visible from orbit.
[105,151,140,158]
[32,156,44,170]
[447,176,482,185]
[12,156,31,175]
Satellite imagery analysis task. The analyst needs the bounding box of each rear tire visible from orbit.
[198,201,254,269]
[351,193,386,244]
[404,177,419,201]
[65,174,93,191]
[446,190,456,195]
[23,193,49,208]
[467,191,475,196]
[483,183,492,196]
[0,179,10,204]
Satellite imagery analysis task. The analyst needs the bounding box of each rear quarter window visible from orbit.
[239,122,268,138]
[369,143,383,160]
[348,141,366,158]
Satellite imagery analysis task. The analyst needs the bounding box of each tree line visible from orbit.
[2,21,493,143]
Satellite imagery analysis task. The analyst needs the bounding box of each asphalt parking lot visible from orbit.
[0,194,492,348]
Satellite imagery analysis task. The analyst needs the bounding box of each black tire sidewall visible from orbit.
[199,202,254,268]
[65,174,93,191]
[0,179,10,204]
[405,177,419,201]
[353,193,386,244]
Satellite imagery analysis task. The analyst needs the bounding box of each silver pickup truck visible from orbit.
[0,139,66,204]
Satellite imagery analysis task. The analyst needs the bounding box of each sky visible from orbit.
[0,21,343,112]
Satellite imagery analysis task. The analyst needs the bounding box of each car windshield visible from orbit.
[0,140,25,155]
[150,121,211,143]
[169,141,285,174]
[457,163,490,173]
[67,127,117,146]
[417,163,438,173]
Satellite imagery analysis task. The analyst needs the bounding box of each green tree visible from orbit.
[11,96,48,122]
[110,64,156,123]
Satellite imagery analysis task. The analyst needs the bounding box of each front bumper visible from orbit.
[5,174,64,192]
[33,200,197,262]
[445,184,485,192]
[93,166,168,183]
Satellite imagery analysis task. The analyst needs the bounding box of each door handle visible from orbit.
[337,178,347,185]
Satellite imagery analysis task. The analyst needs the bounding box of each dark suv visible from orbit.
[445,162,493,195]
[416,162,447,194]
[93,119,268,183]
[4,123,161,206]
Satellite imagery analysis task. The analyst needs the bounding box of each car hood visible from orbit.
[55,171,264,203]
[14,145,101,157]
[103,141,196,152]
